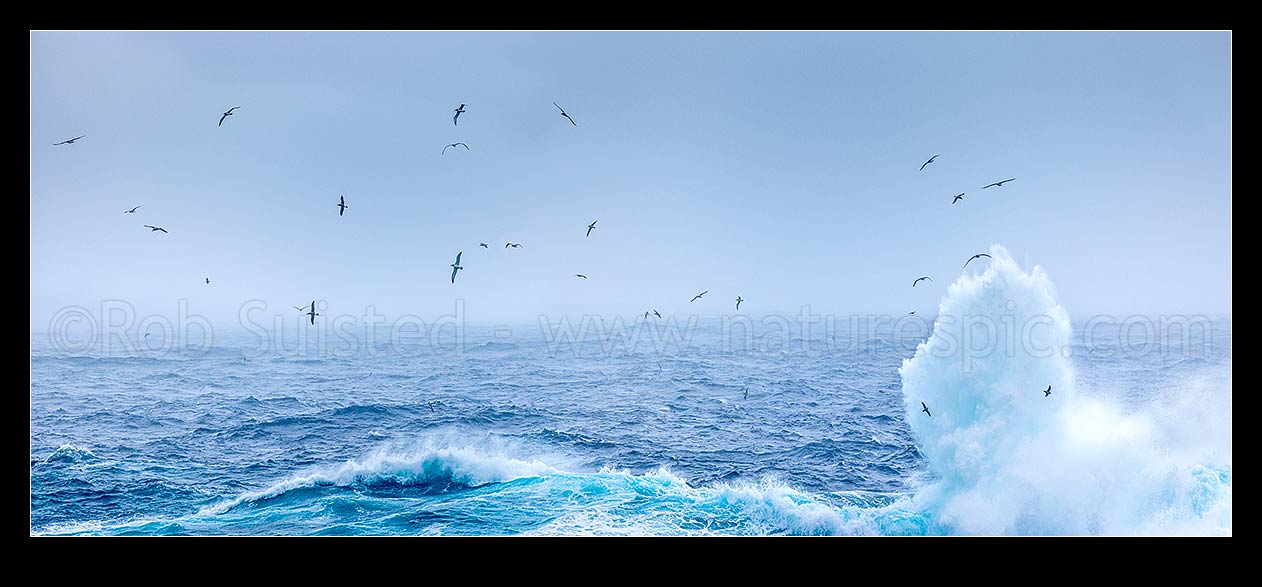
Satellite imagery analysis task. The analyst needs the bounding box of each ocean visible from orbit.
[29,247,1232,536]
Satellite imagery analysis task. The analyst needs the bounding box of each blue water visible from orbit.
[29,247,1232,535]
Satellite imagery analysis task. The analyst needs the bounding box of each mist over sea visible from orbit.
[30,248,1231,535]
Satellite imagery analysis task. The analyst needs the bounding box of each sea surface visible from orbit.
[30,249,1232,535]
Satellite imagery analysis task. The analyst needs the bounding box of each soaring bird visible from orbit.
[443,142,469,155]
[981,178,1017,189]
[963,253,992,269]
[218,106,240,127]
[479,243,489,248]
[337,195,348,217]
[743,387,749,401]
[653,310,661,318]
[586,220,598,237]
[912,276,932,287]
[453,104,466,126]
[690,291,708,302]
[450,252,463,284]
[735,296,744,310]
[908,311,916,315]
[952,193,964,204]
[921,402,932,417]
[123,206,141,214]
[205,278,210,285]
[292,304,308,312]
[143,225,168,233]
[644,311,650,319]
[1043,385,1052,397]
[575,274,588,279]
[53,135,86,146]
[553,101,577,126]
[505,242,523,248]
[306,300,320,325]
[919,154,939,171]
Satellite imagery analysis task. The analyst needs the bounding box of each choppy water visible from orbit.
[30,247,1232,535]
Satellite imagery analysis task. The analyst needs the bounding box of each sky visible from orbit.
[29,31,1232,332]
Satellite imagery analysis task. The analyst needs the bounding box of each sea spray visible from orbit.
[899,245,1231,535]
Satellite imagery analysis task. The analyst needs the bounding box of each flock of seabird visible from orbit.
[53,100,1045,422]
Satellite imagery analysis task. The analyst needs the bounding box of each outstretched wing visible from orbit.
[451,266,458,283]
[455,251,462,265]
[457,142,469,150]
[553,101,565,113]
[218,113,228,126]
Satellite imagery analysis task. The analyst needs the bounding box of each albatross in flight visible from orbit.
[337,195,348,217]
[919,154,939,171]
[690,291,708,302]
[305,300,319,325]
[123,206,141,214]
[575,274,588,279]
[653,310,661,318]
[505,242,523,248]
[981,178,1017,189]
[735,296,744,310]
[479,243,489,248]
[143,225,168,233]
[586,220,598,237]
[912,276,932,287]
[450,252,463,284]
[963,253,992,269]
[54,135,86,146]
[205,278,210,285]
[921,402,932,417]
[453,104,466,126]
[952,194,964,204]
[553,102,577,127]
[292,304,309,312]
[1044,385,1052,397]
[442,142,469,155]
[218,106,240,127]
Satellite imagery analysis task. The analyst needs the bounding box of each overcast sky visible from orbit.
[30,31,1231,331]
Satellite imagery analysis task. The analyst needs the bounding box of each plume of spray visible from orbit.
[898,245,1230,535]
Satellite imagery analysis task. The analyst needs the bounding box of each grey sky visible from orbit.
[30,31,1231,330]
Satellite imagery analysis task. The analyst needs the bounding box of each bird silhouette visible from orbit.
[691,291,708,302]
[913,276,932,287]
[1044,385,1052,397]
[952,194,964,204]
[443,142,469,155]
[53,135,86,146]
[218,106,240,127]
[921,402,932,417]
[123,206,141,214]
[450,252,464,284]
[143,225,168,233]
[981,178,1017,189]
[453,104,466,126]
[919,154,939,171]
[553,101,577,126]
[963,253,992,269]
